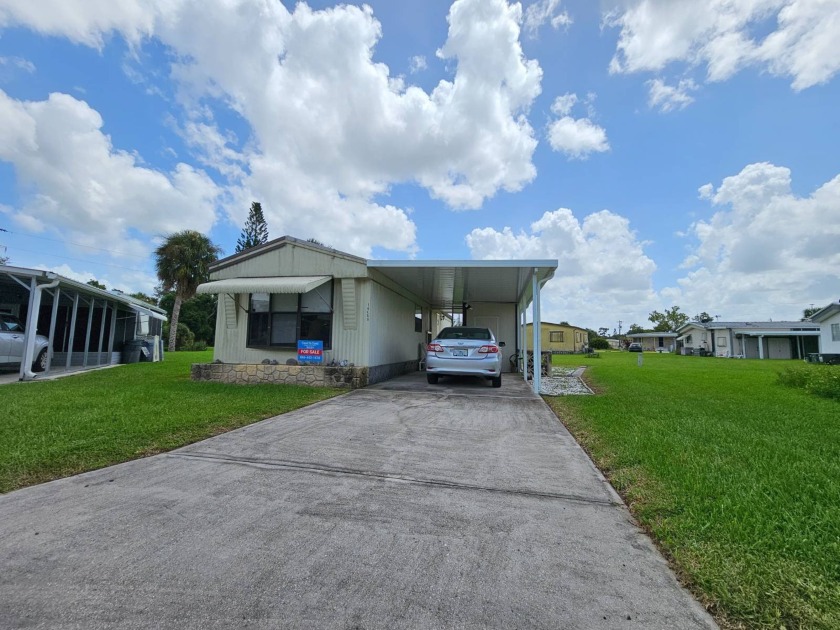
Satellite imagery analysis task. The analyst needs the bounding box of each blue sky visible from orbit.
[1,0,839,330]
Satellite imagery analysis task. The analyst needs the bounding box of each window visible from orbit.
[575,331,582,342]
[832,323,840,342]
[717,336,727,347]
[0,314,24,332]
[437,327,491,340]
[415,307,423,333]
[247,282,333,349]
[550,331,564,342]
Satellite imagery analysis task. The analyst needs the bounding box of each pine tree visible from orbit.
[235,202,269,252]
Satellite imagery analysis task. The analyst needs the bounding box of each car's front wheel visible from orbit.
[33,349,48,372]
[427,373,439,384]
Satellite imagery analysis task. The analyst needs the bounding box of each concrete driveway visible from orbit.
[0,372,716,629]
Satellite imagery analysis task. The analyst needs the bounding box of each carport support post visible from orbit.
[532,270,541,395]
[45,287,61,375]
[66,293,79,370]
[96,301,107,365]
[758,335,765,360]
[106,304,117,364]
[18,277,37,381]
[521,301,528,383]
[83,298,95,368]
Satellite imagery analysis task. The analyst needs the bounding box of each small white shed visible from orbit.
[194,237,557,392]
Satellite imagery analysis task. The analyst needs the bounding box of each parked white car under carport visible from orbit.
[425,326,504,388]
[0,314,49,372]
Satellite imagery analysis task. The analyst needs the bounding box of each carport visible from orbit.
[368,260,557,393]
[1,265,166,381]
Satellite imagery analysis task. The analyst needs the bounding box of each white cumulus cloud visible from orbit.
[0,89,221,260]
[524,0,572,36]
[0,0,546,257]
[546,93,609,158]
[647,78,698,112]
[409,55,427,73]
[669,162,840,319]
[606,0,840,91]
[467,208,658,328]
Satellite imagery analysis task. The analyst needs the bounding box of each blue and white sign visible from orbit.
[297,340,323,364]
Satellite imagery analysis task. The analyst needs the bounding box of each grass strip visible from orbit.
[1,351,342,493]
[546,352,840,629]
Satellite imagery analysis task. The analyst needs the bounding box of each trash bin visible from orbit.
[122,339,143,364]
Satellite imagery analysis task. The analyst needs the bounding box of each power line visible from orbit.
[0,227,151,260]
[6,245,151,273]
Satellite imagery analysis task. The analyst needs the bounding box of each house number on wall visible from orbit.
[366,303,370,321]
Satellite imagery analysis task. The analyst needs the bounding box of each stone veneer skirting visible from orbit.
[191,360,419,389]
[191,363,369,389]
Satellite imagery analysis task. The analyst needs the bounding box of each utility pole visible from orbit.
[618,320,622,337]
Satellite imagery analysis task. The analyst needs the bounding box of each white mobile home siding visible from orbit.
[367,281,425,367]
[212,244,367,281]
[210,242,371,365]
[819,311,840,354]
[328,278,370,367]
[211,283,371,366]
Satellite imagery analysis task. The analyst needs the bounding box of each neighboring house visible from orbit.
[809,301,840,363]
[0,265,167,380]
[626,332,678,352]
[675,321,820,359]
[525,321,588,353]
[605,338,622,350]
[193,236,557,390]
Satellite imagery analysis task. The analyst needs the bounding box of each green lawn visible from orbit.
[1,351,342,493]
[547,352,840,630]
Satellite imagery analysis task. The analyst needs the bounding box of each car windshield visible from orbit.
[436,327,492,341]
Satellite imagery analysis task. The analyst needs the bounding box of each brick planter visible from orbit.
[191,362,369,389]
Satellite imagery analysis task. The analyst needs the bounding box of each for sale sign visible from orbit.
[297,340,323,364]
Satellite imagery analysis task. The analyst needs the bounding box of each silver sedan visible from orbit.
[0,314,49,372]
[425,326,504,388]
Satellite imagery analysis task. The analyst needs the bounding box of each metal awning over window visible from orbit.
[196,276,331,295]
[129,303,168,321]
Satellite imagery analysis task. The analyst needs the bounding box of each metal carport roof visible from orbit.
[366,260,557,310]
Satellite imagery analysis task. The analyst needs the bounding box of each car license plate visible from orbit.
[452,349,468,357]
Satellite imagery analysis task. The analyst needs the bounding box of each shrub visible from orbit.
[779,364,840,401]
[589,337,611,350]
[162,322,195,350]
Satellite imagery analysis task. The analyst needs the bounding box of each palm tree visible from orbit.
[155,230,222,352]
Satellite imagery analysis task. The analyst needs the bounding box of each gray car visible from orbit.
[0,314,49,372]
[426,326,504,388]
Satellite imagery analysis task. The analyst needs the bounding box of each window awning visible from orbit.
[129,303,168,321]
[196,276,331,295]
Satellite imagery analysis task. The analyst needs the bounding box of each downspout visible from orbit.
[21,275,60,380]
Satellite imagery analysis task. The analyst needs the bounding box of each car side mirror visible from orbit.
[498,341,506,347]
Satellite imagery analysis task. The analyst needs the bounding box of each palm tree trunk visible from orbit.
[168,293,183,352]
